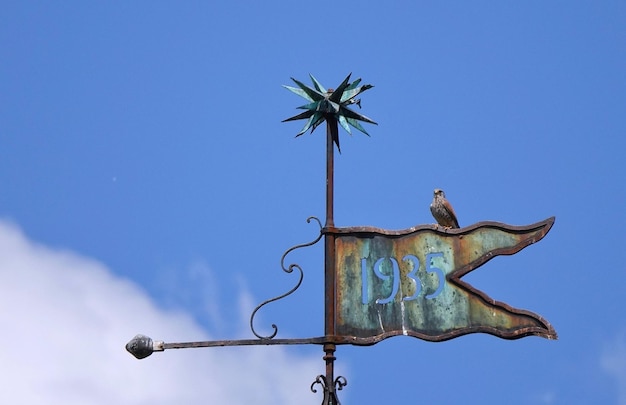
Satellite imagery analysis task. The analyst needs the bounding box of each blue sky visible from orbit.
[1,2,625,404]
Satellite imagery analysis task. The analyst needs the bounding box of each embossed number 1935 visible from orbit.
[361,252,445,305]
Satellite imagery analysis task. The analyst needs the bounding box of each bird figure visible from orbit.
[430,189,460,229]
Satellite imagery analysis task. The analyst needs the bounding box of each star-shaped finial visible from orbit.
[282,73,377,152]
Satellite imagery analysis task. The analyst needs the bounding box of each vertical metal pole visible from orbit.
[324,120,336,335]
[325,119,335,229]
[324,119,337,404]
[323,343,337,405]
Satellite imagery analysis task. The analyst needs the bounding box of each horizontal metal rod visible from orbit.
[161,337,329,350]
[126,334,367,359]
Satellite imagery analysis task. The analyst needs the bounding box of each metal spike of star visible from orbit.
[282,73,377,152]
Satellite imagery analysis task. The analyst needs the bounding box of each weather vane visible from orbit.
[126,73,556,405]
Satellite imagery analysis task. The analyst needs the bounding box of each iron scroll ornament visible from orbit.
[311,375,348,405]
[249,216,323,339]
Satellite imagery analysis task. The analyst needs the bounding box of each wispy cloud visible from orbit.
[152,259,227,331]
[531,390,557,405]
[601,331,626,405]
[0,220,321,404]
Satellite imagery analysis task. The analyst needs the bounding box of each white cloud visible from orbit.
[0,220,321,404]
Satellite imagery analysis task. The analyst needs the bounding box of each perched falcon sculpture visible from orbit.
[430,189,460,229]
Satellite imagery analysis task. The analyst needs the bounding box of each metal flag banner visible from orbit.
[328,217,557,343]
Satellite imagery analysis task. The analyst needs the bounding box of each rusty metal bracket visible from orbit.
[126,217,326,360]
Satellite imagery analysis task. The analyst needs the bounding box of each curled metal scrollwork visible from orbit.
[311,375,347,405]
[334,376,348,391]
[310,375,327,394]
[249,216,323,339]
